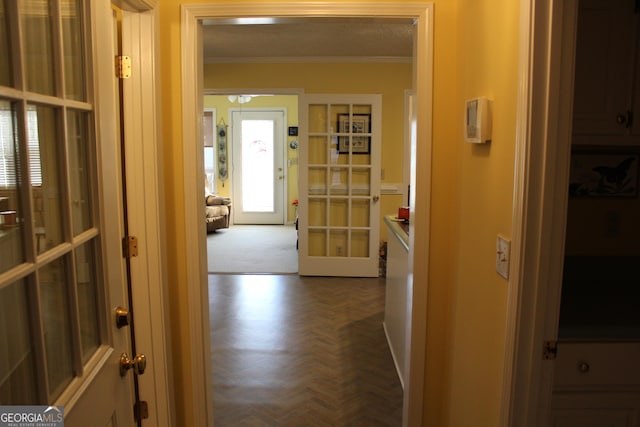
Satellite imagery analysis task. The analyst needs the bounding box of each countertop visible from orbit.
[384,215,409,251]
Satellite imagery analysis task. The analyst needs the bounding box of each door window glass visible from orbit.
[62,0,86,101]
[0,279,37,404]
[40,258,74,400]
[241,119,275,212]
[21,0,56,96]
[30,104,64,254]
[67,109,92,235]
[75,241,100,361]
[0,100,25,274]
[0,0,12,87]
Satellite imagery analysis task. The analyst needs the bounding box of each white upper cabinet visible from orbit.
[572,0,640,144]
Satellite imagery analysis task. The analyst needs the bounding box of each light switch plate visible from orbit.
[496,235,511,279]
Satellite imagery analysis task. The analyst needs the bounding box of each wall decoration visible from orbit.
[569,153,639,197]
[337,113,371,154]
[217,119,228,182]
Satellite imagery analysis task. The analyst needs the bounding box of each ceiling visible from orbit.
[202,17,415,63]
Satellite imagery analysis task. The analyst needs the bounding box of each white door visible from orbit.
[0,1,136,425]
[298,94,382,277]
[231,109,286,224]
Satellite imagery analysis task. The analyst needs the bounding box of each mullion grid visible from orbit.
[2,0,87,403]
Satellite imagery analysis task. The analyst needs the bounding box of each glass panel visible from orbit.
[0,279,38,404]
[308,104,327,133]
[329,167,347,195]
[351,199,370,227]
[308,229,326,256]
[241,119,274,212]
[335,150,349,165]
[308,167,327,195]
[353,104,372,116]
[0,100,25,273]
[329,198,347,227]
[30,104,64,253]
[308,135,328,164]
[352,168,371,196]
[329,229,347,257]
[40,258,73,399]
[21,0,56,95]
[75,241,100,361]
[330,104,349,125]
[0,0,12,87]
[352,152,372,166]
[62,0,86,101]
[351,230,369,257]
[308,198,326,227]
[67,110,92,235]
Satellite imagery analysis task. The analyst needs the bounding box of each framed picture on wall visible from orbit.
[569,153,639,197]
[337,113,371,154]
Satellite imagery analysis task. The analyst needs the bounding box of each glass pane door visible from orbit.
[241,119,275,212]
[231,110,285,224]
[299,95,381,277]
[0,0,108,405]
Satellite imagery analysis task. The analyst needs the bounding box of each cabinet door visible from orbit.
[573,0,638,137]
[551,343,640,427]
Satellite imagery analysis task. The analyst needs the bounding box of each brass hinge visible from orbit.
[134,400,149,422]
[543,340,557,360]
[123,236,139,258]
[115,55,132,79]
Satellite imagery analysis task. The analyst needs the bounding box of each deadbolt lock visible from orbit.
[120,352,147,377]
[115,307,130,328]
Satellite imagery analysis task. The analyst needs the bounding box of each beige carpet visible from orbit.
[207,224,298,274]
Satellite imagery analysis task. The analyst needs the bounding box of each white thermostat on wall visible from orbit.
[465,97,492,143]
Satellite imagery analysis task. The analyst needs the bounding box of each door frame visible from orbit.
[181,3,434,426]
[500,0,578,425]
[229,108,287,225]
[114,1,174,425]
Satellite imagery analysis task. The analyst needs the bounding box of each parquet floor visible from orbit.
[209,274,403,426]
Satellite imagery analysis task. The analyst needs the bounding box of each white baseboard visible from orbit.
[383,321,405,390]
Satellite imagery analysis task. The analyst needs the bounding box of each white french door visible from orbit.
[298,94,381,277]
[231,109,286,224]
[0,0,136,425]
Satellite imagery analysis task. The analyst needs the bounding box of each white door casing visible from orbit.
[231,109,286,225]
[500,0,578,425]
[181,3,434,426]
[117,3,173,426]
[298,94,381,277]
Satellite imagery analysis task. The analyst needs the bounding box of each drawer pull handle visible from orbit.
[577,361,590,374]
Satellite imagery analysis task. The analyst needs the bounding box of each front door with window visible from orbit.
[298,94,382,277]
[0,1,136,424]
[231,109,286,224]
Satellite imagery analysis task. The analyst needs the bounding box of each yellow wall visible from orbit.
[157,1,520,426]
[444,0,519,425]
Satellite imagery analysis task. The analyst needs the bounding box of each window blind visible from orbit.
[0,104,42,187]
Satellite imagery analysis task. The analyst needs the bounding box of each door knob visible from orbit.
[120,352,147,376]
[372,195,380,202]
